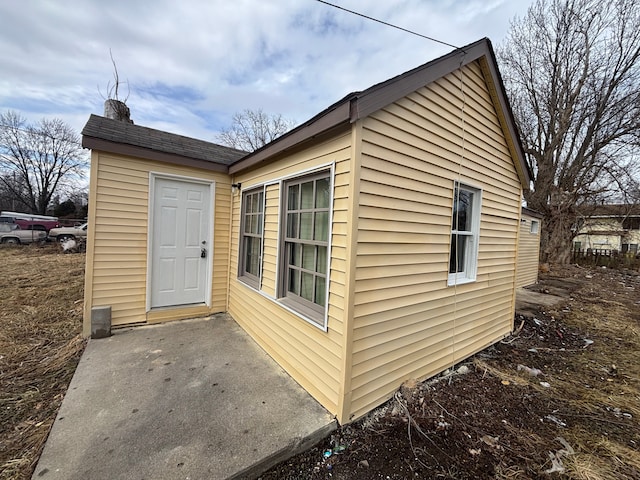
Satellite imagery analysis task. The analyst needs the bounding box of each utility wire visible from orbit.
[315,0,460,50]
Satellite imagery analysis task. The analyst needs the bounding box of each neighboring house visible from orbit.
[81,38,531,424]
[515,208,542,287]
[573,204,640,253]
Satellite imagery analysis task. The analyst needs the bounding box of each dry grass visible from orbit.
[562,431,640,480]
[0,245,85,480]
[478,267,640,478]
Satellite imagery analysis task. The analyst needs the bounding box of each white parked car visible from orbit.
[48,223,88,242]
[0,223,47,244]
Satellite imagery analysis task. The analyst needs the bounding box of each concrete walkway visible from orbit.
[33,314,336,480]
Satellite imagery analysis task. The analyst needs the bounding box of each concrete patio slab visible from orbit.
[515,287,565,317]
[33,314,336,480]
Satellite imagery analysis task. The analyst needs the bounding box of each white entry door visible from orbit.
[150,177,212,308]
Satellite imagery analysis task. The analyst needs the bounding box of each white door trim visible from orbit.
[146,172,215,312]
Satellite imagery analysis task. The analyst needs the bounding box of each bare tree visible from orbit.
[217,109,295,152]
[0,111,87,215]
[99,50,133,123]
[0,173,29,212]
[498,0,640,263]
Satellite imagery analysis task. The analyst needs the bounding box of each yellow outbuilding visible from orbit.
[82,38,532,424]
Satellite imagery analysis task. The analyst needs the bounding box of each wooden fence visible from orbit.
[571,248,640,269]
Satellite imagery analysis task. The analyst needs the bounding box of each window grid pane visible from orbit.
[300,181,314,209]
[289,267,300,295]
[300,212,313,240]
[283,173,330,315]
[240,190,264,282]
[245,237,261,276]
[314,277,326,306]
[302,244,315,271]
[315,177,330,208]
[288,184,299,210]
[316,246,327,275]
[452,187,473,232]
[290,243,302,267]
[301,272,314,301]
[314,211,328,241]
[449,233,470,274]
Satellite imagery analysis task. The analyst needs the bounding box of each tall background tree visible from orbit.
[217,108,295,152]
[498,0,640,263]
[0,111,87,215]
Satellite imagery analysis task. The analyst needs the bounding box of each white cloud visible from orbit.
[0,0,533,141]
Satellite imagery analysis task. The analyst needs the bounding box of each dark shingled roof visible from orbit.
[577,204,640,218]
[522,207,543,219]
[82,114,247,167]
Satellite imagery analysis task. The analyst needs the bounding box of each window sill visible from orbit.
[447,275,476,287]
[278,296,327,330]
[238,275,260,290]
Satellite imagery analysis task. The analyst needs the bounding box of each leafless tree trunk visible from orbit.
[0,111,87,215]
[498,0,640,263]
[217,109,295,152]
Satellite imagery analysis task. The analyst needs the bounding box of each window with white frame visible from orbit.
[448,182,481,286]
[239,188,264,288]
[530,219,539,234]
[280,172,331,324]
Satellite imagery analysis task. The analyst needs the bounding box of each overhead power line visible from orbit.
[314,0,460,50]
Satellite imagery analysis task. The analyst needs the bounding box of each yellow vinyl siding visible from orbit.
[228,131,351,420]
[349,60,522,421]
[516,214,541,287]
[260,184,279,297]
[83,152,231,330]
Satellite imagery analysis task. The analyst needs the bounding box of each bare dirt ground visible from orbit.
[1,247,639,480]
[0,246,85,480]
[262,265,640,479]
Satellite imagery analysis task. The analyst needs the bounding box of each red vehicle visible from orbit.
[15,218,60,232]
[0,211,60,232]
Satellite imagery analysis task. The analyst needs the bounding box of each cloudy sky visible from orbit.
[0,0,533,144]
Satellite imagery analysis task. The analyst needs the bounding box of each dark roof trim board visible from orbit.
[83,136,229,173]
[577,204,640,218]
[522,207,544,219]
[227,100,354,174]
[230,38,531,189]
[82,114,246,171]
[581,230,626,236]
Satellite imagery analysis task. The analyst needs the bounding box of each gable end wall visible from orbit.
[349,61,523,420]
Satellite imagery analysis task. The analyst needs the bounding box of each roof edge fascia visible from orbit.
[82,135,229,173]
[351,40,484,121]
[477,41,531,189]
[228,100,352,175]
